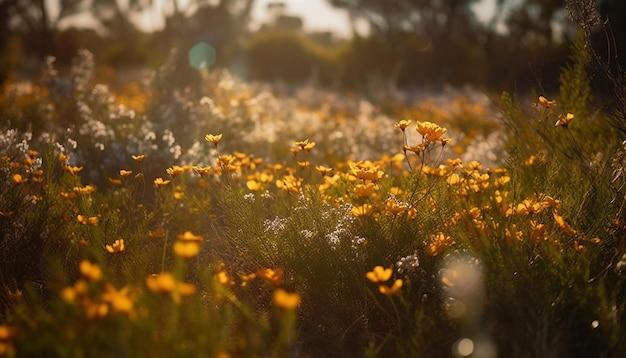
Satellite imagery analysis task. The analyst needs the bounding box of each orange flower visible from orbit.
[146,272,196,304]
[148,228,166,239]
[193,165,212,176]
[101,284,134,315]
[351,204,374,217]
[154,177,171,187]
[538,95,556,108]
[166,165,185,177]
[173,241,201,258]
[215,269,234,286]
[353,183,377,198]
[378,279,403,296]
[239,272,257,287]
[131,154,145,162]
[63,165,84,175]
[176,231,203,241]
[366,266,392,283]
[416,121,447,141]
[73,185,95,195]
[106,239,125,253]
[553,211,577,234]
[315,165,333,175]
[294,139,316,152]
[394,119,412,130]
[273,288,301,310]
[426,232,455,256]
[79,260,102,281]
[12,174,28,184]
[205,133,223,146]
[555,112,574,127]
[404,143,428,154]
[119,169,133,177]
[257,268,284,286]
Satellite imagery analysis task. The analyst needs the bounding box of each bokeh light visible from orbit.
[188,42,216,70]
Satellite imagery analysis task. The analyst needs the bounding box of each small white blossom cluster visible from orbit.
[396,253,420,274]
[263,216,291,236]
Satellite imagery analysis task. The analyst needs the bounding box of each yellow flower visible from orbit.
[146,272,176,293]
[146,272,196,304]
[538,95,556,108]
[79,260,102,281]
[385,199,407,216]
[353,183,377,198]
[366,266,392,283]
[0,324,16,355]
[239,272,257,286]
[351,204,374,217]
[446,173,462,186]
[77,214,87,224]
[394,119,412,130]
[553,211,577,234]
[84,301,109,320]
[119,169,133,177]
[108,178,122,186]
[276,174,302,193]
[148,228,166,239]
[154,177,171,187]
[58,153,70,162]
[177,231,203,241]
[173,241,201,258]
[416,121,447,141]
[273,288,301,310]
[215,269,234,286]
[106,239,125,253]
[193,165,212,176]
[257,268,284,286]
[402,142,428,154]
[378,279,403,296]
[530,220,546,244]
[426,232,455,256]
[73,185,95,195]
[101,284,134,315]
[205,133,223,145]
[12,173,28,184]
[246,179,262,191]
[555,112,574,127]
[131,154,145,162]
[63,165,84,175]
[294,139,316,152]
[166,165,185,177]
[315,165,333,175]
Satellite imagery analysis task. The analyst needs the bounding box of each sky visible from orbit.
[251,0,497,38]
[51,0,498,37]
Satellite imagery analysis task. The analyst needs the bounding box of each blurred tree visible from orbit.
[502,0,577,45]
[328,0,481,88]
[0,0,84,73]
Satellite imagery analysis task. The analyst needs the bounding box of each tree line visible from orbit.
[0,0,624,92]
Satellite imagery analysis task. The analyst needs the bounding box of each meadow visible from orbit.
[1,35,626,357]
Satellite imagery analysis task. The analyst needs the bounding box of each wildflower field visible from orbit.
[2,34,626,357]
